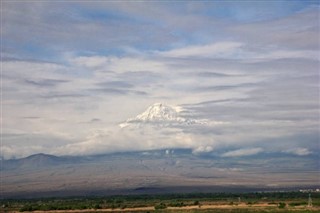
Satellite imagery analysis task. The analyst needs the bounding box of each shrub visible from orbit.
[169,201,185,207]
[289,201,307,207]
[94,204,101,209]
[278,202,286,208]
[154,202,167,210]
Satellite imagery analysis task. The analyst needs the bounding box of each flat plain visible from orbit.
[1,191,319,213]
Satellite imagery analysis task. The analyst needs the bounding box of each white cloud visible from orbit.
[71,56,109,69]
[70,56,166,73]
[3,61,68,80]
[159,42,243,58]
[51,127,197,156]
[247,49,320,62]
[192,145,214,154]
[229,8,320,50]
[221,148,263,157]
[284,147,312,156]
[157,41,319,61]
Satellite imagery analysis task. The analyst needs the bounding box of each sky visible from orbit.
[1,1,319,160]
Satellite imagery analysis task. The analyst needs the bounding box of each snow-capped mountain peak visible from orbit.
[136,103,183,121]
[119,103,186,128]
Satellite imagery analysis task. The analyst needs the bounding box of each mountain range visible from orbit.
[1,149,318,198]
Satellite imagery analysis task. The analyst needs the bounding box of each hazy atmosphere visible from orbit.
[1,1,319,196]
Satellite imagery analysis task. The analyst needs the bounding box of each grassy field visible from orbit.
[1,191,319,212]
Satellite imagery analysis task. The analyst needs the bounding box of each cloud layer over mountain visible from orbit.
[1,1,319,162]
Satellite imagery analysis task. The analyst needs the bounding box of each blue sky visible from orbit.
[1,1,319,160]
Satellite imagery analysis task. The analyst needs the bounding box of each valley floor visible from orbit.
[5,203,320,213]
[2,191,319,213]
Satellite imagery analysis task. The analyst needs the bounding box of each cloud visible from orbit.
[158,41,319,61]
[284,147,312,156]
[221,148,263,157]
[3,60,69,80]
[192,145,214,154]
[229,7,320,50]
[2,46,319,159]
[3,51,318,159]
[197,72,240,78]
[1,2,319,163]
[96,81,134,88]
[24,79,70,88]
[71,56,167,73]
[251,50,319,61]
[89,118,102,123]
[91,88,137,95]
[193,83,259,92]
[51,127,197,156]
[3,1,319,63]
[92,80,148,96]
[159,42,243,58]
[39,93,87,99]
[70,56,110,69]
[1,132,75,159]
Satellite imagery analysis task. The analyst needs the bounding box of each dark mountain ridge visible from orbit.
[1,149,318,199]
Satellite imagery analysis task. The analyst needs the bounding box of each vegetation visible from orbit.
[278,202,286,208]
[289,201,307,206]
[194,200,200,205]
[154,202,167,209]
[0,191,319,212]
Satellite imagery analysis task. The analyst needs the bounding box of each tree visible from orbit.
[278,202,286,209]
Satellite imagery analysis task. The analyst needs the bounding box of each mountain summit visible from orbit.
[135,103,184,122]
[119,103,187,128]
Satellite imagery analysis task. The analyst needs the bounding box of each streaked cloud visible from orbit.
[283,147,312,156]
[221,148,263,157]
[158,42,243,58]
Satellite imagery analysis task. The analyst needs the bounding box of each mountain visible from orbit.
[0,149,319,198]
[1,150,318,198]
[1,153,80,171]
[119,103,200,128]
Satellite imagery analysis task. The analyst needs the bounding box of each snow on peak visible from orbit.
[119,103,188,128]
[136,103,184,122]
